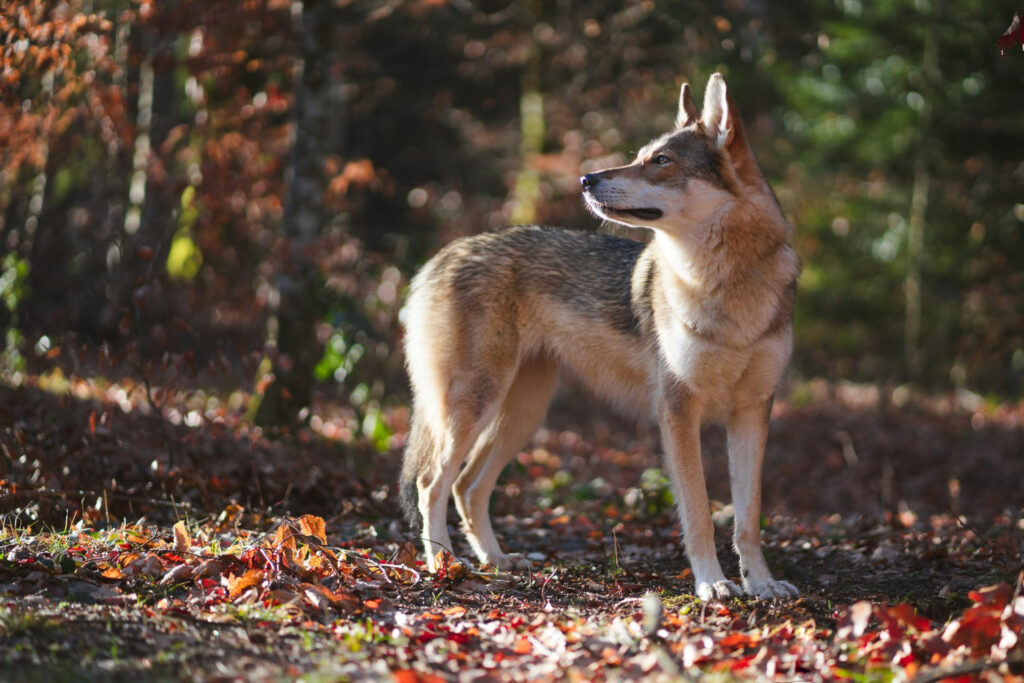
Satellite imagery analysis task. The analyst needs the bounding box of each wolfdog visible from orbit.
[400,74,800,600]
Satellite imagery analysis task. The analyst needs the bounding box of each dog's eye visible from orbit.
[653,154,671,165]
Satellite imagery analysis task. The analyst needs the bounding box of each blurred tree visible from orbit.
[2,0,1023,403]
[126,0,183,288]
[253,0,334,429]
[763,0,1024,391]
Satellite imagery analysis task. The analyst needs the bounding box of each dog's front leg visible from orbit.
[659,384,741,601]
[727,398,798,599]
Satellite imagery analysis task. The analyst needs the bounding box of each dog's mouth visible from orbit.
[584,194,663,222]
[600,204,664,221]
[621,208,663,220]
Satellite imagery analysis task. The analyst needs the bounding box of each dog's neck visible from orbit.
[652,196,791,292]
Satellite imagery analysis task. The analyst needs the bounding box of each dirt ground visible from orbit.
[1,380,1023,681]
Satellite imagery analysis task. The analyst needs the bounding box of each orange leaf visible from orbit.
[513,638,533,655]
[447,561,470,581]
[101,566,124,579]
[392,670,446,683]
[442,605,466,617]
[297,515,328,544]
[274,524,297,551]
[719,632,759,649]
[172,520,191,554]
[88,411,96,434]
[225,569,265,599]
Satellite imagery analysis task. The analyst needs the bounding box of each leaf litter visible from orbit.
[1,381,1024,680]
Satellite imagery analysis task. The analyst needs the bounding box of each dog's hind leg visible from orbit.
[453,354,557,570]
[415,365,518,573]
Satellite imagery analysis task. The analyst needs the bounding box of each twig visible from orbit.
[540,566,558,606]
[613,596,644,609]
[138,368,178,470]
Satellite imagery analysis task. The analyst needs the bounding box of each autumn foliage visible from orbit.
[2,0,1024,680]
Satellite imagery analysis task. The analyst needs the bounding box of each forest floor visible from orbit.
[1,376,1023,681]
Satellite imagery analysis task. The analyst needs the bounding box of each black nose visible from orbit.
[580,173,599,190]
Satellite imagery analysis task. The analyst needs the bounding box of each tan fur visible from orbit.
[401,74,802,600]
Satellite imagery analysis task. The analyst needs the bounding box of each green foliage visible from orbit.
[166,186,203,281]
[0,253,29,374]
[361,403,392,453]
[314,329,364,383]
[0,254,28,317]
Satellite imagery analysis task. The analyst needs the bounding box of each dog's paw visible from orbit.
[695,579,742,601]
[483,552,532,572]
[745,578,799,600]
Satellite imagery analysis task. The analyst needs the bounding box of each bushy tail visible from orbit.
[399,412,434,528]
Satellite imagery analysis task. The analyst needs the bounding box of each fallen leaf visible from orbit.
[159,563,194,586]
[297,514,327,544]
[224,568,264,598]
[172,520,192,554]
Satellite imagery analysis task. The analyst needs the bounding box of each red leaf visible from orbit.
[997,11,1024,55]
[878,603,932,636]
[392,670,445,683]
[944,605,1003,653]
[968,583,1011,609]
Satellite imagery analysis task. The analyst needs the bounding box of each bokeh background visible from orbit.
[3,0,1024,436]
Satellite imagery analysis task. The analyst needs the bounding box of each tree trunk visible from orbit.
[137,6,181,264]
[904,8,938,383]
[122,2,180,324]
[254,0,335,430]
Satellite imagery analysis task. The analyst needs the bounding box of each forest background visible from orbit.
[3,0,1024,424]
[1,1,1024,679]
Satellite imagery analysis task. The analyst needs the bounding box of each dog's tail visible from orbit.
[399,411,434,528]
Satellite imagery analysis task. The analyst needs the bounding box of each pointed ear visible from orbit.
[701,73,734,150]
[701,73,765,188]
[675,82,699,128]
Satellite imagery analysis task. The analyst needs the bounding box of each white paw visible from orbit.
[745,578,799,599]
[483,552,532,571]
[695,579,742,601]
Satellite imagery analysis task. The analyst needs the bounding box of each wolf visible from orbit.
[399,74,801,600]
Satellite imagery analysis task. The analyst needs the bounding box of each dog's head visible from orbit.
[581,73,763,231]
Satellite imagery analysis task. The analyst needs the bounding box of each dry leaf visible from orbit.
[297,514,327,544]
[172,520,192,554]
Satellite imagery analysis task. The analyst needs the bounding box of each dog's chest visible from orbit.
[657,315,785,421]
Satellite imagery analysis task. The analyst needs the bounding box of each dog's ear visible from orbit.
[701,73,734,150]
[701,73,763,188]
[675,82,699,129]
